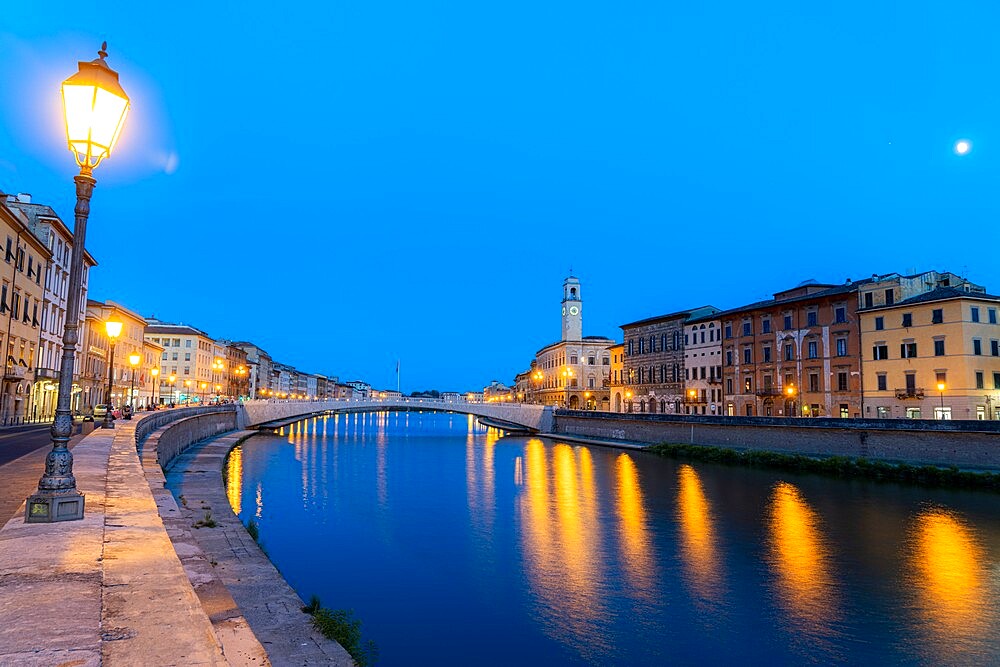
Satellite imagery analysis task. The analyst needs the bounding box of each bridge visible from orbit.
[239,398,554,433]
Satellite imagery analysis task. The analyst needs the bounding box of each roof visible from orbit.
[712,279,874,320]
[865,286,1000,310]
[621,305,720,329]
[144,323,211,337]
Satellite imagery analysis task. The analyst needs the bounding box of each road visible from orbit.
[0,421,97,523]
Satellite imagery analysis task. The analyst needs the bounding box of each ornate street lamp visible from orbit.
[150,367,159,408]
[937,382,946,419]
[184,379,192,405]
[103,319,122,429]
[126,352,140,419]
[26,43,129,522]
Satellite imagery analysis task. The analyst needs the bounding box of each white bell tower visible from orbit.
[561,275,582,341]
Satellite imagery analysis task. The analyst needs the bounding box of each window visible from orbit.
[974,339,982,356]
[990,309,997,324]
[602,357,609,365]
[638,339,645,354]
[837,372,848,391]
[762,319,771,334]
[588,356,595,365]
[742,321,752,336]
[807,311,817,326]
[570,355,578,364]
[874,316,884,331]
[807,341,818,359]
[744,377,752,392]
[976,372,984,389]
[877,374,887,391]
[171,352,178,361]
[840,404,849,418]
[725,350,733,365]
[763,345,772,363]
[161,352,167,360]
[184,352,192,361]
[864,292,874,308]
[783,315,792,330]
[185,340,192,348]
[784,344,794,361]
[836,338,847,356]
[901,342,917,358]
[995,372,1000,390]
[992,340,999,357]
[743,347,752,364]
[971,307,981,323]
[932,308,943,324]
[726,379,733,394]
[885,289,894,305]
[809,373,819,392]
[724,324,732,339]
[835,306,846,323]
[902,313,912,327]
[934,339,945,356]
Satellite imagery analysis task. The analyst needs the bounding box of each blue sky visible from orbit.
[1,2,998,392]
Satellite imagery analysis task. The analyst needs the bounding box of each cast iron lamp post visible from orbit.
[26,43,129,522]
[150,367,159,408]
[184,379,192,405]
[937,382,946,419]
[168,374,176,405]
[102,319,122,429]
[786,384,797,418]
[126,352,140,418]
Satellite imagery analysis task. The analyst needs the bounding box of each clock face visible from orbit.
[569,306,579,316]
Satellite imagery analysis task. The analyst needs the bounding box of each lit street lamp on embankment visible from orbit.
[25,43,130,523]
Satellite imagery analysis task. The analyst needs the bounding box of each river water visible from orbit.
[226,410,1000,666]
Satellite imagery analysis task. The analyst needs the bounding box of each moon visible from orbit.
[955,140,971,155]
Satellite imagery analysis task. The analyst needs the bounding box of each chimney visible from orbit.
[15,193,31,204]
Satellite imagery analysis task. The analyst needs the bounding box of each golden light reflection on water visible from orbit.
[675,464,721,603]
[766,482,839,641]
[520,440,605,657]
[225,445,242,516]
[614,453,655,599]
[255,481,263,519]
[907,508,996,652]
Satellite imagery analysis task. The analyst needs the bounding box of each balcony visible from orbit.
[707,377,722,385]
[4,365,26,381]
[35,368,59,381]
[755,387,786,397]
[895,388,925,400]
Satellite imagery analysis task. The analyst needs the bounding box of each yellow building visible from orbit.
[144,319,218,404]
[523,276,614,409]
[0,199,53,422]
[88,300,159,412]
[860,286,1000,420]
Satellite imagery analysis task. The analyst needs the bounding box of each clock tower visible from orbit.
[561,275,583,341]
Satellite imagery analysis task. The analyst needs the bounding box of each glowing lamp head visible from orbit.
[61,43,130,171]
[104,319,123,340]
[151,368,159,377]
[128,353,140,366]
[786,386,795,395]
[937,382,946,392]
[168,374,176,383]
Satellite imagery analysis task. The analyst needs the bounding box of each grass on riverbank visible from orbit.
[647,443,1000,491]
[302,596,378,666]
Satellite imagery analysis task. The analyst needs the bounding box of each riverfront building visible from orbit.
[618,305,720,414]
[524,276,614,409]
[7,194,97,420]
[720,280,865,418]
[145,319,219,404]
[858,275,998,419]
[683,313,724,415]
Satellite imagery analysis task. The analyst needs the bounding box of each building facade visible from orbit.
[683,314,723,415]
[524,276,613,409]
[859,284,999,420]
[145,320,218,405]
[619,306,719,415]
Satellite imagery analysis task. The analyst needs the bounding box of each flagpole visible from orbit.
[396,359,400,393]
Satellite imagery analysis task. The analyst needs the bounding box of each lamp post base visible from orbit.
[24,491,85,523]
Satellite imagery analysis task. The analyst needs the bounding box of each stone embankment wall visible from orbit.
[553,411,1000,469]
[141,408,238,469]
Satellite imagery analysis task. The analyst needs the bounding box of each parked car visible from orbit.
[93,404,110,420]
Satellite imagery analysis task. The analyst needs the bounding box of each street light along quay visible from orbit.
[126,352,140,419]
[26,43,130,523]
[937,382,946,419]
[150,367,159,408]
[103,319,122,429]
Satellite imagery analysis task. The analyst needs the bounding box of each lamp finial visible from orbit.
[98,42,108,60]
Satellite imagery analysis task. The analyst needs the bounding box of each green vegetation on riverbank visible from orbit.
[647,443,1000,491]
[303,596,378,666]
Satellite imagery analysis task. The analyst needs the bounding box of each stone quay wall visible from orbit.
[552,410,1000,469]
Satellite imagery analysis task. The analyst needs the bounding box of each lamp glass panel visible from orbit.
[105,321,123,338]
